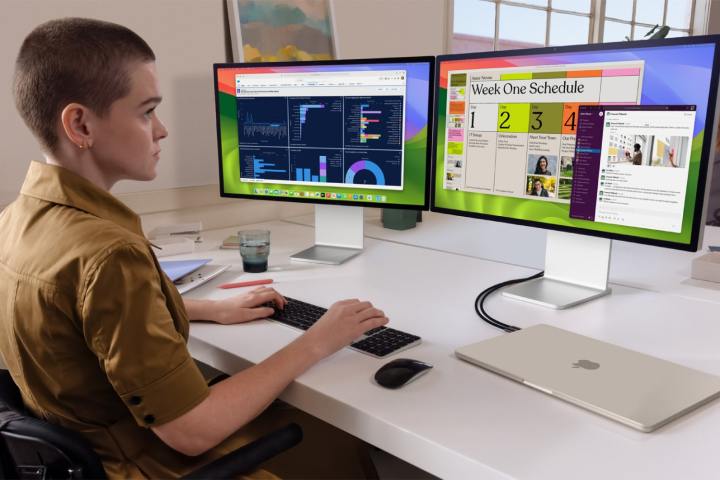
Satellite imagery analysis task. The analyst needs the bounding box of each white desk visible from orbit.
[286,211,720,305]
[181,220,720,479]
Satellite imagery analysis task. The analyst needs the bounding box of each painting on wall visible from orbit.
[227,0,336,62]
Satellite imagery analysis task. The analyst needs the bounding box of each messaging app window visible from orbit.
[570,105,696,233]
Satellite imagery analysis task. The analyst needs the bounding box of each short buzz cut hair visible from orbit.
[13,18,155,152]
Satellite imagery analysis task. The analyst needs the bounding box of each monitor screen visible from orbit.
[214,57,434,209]
[432,37,720,250]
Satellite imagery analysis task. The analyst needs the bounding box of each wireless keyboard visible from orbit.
[266,297,421,358]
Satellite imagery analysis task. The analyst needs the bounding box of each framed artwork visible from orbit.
[226,0,337,62]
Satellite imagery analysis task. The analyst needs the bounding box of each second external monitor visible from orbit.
[432,37,720,252]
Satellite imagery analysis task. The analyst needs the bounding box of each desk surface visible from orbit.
[183,220,720,480]
[287,211,720,305]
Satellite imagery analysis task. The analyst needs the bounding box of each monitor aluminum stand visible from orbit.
[503,230,612,309]
[290,204,363,265]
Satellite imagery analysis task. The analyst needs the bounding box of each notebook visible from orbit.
[173,264,230,294]
[158,259,230,294]
[455,324,720,432]
[159,259,211,281]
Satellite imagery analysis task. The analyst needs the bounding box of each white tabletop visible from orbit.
[180,220,720,479]
[286,211,720,305]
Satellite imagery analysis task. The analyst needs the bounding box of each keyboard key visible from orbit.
[364,326,387,337]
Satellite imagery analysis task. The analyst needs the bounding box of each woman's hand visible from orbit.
[209,286,287,325]
[300,299,389,359]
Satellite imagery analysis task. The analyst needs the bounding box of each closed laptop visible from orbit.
[455,324,720,432]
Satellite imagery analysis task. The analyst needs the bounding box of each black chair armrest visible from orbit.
[181,422,303,479]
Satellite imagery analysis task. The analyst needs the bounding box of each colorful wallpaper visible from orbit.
[216,61,432,207]
[434,42,717,246]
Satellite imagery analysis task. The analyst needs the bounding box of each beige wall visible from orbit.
[331,0,447,58]
[708,0,720,33]
[1,0,233,205]
[0,0,315,229]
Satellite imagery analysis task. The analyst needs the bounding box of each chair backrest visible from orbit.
[0,370,107,479]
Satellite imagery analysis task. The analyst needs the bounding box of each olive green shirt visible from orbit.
[0,162,215,478]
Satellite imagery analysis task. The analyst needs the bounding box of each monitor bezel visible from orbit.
[214,56,436,211]
[430,35,720,252]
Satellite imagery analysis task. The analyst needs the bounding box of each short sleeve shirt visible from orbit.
[0,162,211,478]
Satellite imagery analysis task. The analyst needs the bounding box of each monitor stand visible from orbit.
[502,230,612,309]
[290,204,363,265]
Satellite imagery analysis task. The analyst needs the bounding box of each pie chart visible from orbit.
[345,160,386,185]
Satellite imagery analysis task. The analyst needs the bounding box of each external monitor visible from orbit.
[432,36,720,308]
[214,57,435,264]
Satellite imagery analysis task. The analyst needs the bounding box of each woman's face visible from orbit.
[539,158,547,170]
[88,61,168,185]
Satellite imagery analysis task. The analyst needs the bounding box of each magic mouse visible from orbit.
[374,358,433,389]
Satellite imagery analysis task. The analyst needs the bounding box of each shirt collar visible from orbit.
[19,161,144,236]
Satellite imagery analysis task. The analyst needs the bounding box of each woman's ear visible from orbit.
[59,103,94,150]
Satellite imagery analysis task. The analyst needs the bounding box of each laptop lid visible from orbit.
[455,324,720,432]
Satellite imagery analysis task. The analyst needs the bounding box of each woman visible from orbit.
[1,17,383,479]
[534,156,552,175]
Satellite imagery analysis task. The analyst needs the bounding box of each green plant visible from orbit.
[625,24,670,41]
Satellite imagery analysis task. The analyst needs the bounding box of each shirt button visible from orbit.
[130,396,142,405]
[144,414,156,425]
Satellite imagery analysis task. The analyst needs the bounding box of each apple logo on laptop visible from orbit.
[572,359,600,370]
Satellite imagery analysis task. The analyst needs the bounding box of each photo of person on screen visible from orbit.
[530,179,549,197]
[632,143,643,165]
[534,156,552,175]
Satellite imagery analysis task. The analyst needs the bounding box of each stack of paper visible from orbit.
[220,234,240,250]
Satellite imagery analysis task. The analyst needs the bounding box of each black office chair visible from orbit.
[0,369,302,479]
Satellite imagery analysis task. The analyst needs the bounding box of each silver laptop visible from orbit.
[455,324,720,432]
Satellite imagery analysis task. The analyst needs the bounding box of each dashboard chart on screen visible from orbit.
[235,70,406,190]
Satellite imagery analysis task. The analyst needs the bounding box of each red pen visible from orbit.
[218,278,273,289]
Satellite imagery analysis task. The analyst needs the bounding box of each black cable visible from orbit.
[474,271,545,333]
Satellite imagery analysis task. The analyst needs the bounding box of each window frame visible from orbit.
[447,0,707,53]
[597,0,697,42]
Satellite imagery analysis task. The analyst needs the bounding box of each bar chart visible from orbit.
[239,148,289,181]
[345,96,403,149]
[360,103,382,143]
[295,155,326,182]
[289,97,343,147]
[289,149,344,184]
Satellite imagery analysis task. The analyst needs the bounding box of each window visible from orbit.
[450,0,699,54]
[602,0,695,42]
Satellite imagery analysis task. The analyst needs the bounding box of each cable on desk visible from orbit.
[474,271,545,333]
